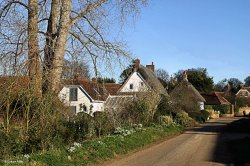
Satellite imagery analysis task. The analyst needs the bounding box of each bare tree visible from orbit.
[0,0,147,93]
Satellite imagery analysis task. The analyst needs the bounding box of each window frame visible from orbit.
[69,87,78,101]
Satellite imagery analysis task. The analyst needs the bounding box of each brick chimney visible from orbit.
[133,59,140,72]
[146,62,155,72]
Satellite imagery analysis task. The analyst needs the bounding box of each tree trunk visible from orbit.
[48,0,72,92]
[28,0,42,95]
[43,0,59,93]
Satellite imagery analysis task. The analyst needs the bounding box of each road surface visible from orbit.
[106,117,247,166]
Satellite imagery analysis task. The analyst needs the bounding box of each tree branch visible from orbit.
[70,0,108,25]
[0,1,28,18]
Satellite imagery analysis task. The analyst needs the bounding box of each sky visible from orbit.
[122,0,250,83]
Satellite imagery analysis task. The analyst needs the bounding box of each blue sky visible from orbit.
[122,0,250,83]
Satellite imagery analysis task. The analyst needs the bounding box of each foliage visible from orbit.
[62,59,90,79]
[188,110,210,123]
[174,68,214,93]
[244,76,250,86]
[121,99,150,126]
[204,105,213,110]
[28,125,183,165]
[119,60,135,84]
[214,78,227,92]
[65,113,94,142]
[160,116,175,126]
[174,112,196,127]
[154,94,175,122]
[235,97,250,109]
[156,68,169,88]
[94,112,114,137]
[212,105,230,114]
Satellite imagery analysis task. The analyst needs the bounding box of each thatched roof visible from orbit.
[170,79,205,102]
[137,65,167,95]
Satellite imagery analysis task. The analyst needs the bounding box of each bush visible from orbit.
[65,112,94,142]
[212,105,230,114]
[174,112,196,127]
[160,116,175,126]
[204,105,213,110]
[188,110,210,123]
[94,112,114,137]
[236,98,250,109]
[121,99,150,126]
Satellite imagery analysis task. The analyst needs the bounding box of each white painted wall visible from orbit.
[199,102,204,110]
[119,72,149,92]
[59,86,104,115]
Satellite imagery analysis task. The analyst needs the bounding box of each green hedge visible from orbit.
[212,105,230,114]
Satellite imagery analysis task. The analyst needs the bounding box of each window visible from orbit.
[70,106,76,114]
[69,88,78,101]
[129,84,133,89]
[140,82,144,86]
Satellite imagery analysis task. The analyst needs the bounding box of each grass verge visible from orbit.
[2,125,183,165]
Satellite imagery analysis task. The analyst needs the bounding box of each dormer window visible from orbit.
[69,87,78,101]
[130,84,133,89]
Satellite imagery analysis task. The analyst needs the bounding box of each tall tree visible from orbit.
[62,59,90,79]
[174,68,214,93]
[0,0,147,93]
[227,78,242,93]
[28,0,41,95]
[214,79,227,92]
[155,68,169,88]
[244,76,250,86]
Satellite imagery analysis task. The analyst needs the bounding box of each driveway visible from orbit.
[106,117,247,166]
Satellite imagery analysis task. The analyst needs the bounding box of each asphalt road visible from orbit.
[106,117,246,166]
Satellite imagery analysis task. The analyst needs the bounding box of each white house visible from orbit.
[117,59,167,95]
[119,72,150,93]
[59,80,120,116]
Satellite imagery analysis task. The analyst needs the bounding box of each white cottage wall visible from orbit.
[59,86,104,115]
[119,72,149,92]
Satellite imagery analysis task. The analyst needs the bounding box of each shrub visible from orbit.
[188,110,210,123]
[174,112,196,127]
[204,105,213,110]
[121,99,150,126]
[160,116,175,126]
[212,105,230,114]
[94,112,114,137]
[154,95,177,124]
[65,112,94,142]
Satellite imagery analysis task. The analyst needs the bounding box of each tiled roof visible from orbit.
[215,92,231,105]
[202,92,230,105]
[63,79,121,101]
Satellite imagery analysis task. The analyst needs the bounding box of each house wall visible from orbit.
[119,72,149,92]
[236,89,250,97]
[199,102,204,110]
[59,86,104,115]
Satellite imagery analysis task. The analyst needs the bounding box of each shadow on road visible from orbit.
[188,117,250,165]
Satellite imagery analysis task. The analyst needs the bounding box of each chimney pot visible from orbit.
[146,62,155,72]
[133,59,140,72]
